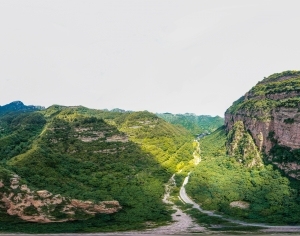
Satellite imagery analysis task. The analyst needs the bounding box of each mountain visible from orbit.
[157,113,224,136]
[185,71,300,225]
[0,104,193,232]
[186,126,300,225]
[0,101,44,115]
[225,70,300,178]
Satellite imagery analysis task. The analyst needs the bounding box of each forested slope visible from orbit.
[0,104,193,232]
[186,127,300,224]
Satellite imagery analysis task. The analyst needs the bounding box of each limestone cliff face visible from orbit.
[225,71,300,177]
[0,174,121,223]
[225,107,300,154]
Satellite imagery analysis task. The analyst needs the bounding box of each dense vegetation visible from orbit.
[270,144,300,163]
[0,105,194,232]
[186,127,300,224]
[157,113,224,135]
[68,106,194,172]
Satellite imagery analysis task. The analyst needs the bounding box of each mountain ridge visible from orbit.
[157,112,224,136]
[225,70,300,178]
[0,101,44,115]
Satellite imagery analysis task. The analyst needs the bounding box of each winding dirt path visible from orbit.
[142,175,205,234]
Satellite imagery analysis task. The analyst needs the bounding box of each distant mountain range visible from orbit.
[0,101,44,115]
[157,112,224,135]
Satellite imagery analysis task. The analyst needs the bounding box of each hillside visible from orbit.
[225,70,300,179]
[186,127,300,225]
[0,104,193,233]
[185,71,300,225]
[157,113,224,136]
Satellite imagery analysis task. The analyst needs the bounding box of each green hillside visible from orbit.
[157,113,224,135]
[186,127,300,224]
[0,105,193,233]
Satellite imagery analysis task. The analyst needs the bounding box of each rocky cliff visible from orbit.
[225,71,300,178]
[0,173,121,223]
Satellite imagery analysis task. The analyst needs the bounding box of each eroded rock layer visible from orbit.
[0,174,121,223]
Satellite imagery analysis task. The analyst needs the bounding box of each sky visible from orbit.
[1,0,300,117]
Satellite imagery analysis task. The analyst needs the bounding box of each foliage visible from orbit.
[0,206,148,233]
[186,127,300,224]
[0,112,46,161]
[0,106,194,232]
[157,113,224,135]
[226,121,262,167]
[66,108,195,172]
[270,145,300,163]
[226,71,300,117]
[0,166,13,187]
[284,118,295,124]
[199,126,227,159]
[258,70,300,84]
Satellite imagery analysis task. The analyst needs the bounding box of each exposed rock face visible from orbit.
[70,200,121,214]
[225,71,300,177]
[0,174,121,223]
[275,162,300,179]
[226,121,262,168]
[225,104,300,154]
[72,125,128,143]
[230,201,250,209]
[106,135,128,143]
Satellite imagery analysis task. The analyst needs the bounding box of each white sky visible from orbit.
[1,0,300,117]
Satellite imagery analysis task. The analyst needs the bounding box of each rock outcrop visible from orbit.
[0,174,121,223]
[229,201,250,209]
[226,121,262,168]
[225,71,300,177]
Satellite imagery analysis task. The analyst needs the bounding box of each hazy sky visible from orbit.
[1,0,300,116]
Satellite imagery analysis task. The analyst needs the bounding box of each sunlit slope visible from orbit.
[112,111,194,172]
[66,106,194,172]
[186,127,300,224]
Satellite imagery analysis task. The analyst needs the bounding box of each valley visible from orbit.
[1,71,300,234]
